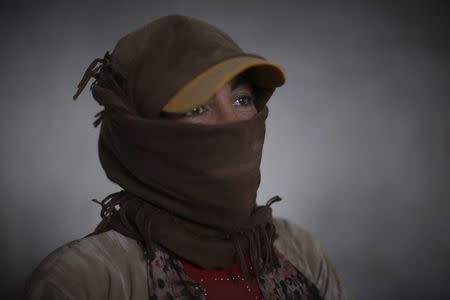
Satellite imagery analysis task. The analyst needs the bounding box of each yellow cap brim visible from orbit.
[162,56,286,113]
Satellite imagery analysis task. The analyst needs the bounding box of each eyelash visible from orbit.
[184,105,208,117]
[184,95,254,117]
[233,95,254,107]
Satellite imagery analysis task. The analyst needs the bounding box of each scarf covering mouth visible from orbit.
[73,14,286,280]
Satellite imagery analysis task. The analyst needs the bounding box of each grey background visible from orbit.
[1,1,449,299]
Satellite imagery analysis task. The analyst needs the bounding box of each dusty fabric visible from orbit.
[25,218,353,300]
[72,14,284,280]
[84,95,278,278]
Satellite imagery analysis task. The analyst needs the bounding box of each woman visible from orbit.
[24,15,352,300]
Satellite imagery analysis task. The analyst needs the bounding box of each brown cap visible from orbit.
[108,15,285,117]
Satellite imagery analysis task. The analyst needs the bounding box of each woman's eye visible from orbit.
[233,95,254,106]
[184,105,208,117]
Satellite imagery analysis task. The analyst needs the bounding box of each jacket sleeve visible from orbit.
[23,239,89,300]
[22,238,114,300]
[24,277,70,300]
[274,218,354,300]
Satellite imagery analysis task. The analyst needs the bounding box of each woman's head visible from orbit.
[74,15,286,275]
[72,14,286,227]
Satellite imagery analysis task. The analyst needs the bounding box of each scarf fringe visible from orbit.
[91,192,282,282]
[232,222,280,282]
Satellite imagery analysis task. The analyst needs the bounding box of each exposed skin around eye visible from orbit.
[161,75,257,125]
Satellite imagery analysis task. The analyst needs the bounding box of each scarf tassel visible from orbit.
[72,51,127,128]
[231,222,280,283]
[91,192,282,283]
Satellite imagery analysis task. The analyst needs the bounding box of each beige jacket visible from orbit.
[24,218,352,300]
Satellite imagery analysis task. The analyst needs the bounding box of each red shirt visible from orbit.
[180,256,263,299]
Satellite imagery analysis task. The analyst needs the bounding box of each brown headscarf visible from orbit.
[74,15,283,280]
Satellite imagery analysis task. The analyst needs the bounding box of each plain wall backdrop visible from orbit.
[1,1,449,299]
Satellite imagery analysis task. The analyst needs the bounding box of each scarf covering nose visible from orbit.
[74,14,284,280]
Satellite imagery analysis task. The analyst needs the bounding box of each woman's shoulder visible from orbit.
[24,230,147,300]
[273,217,353,300]
[273,217,319,277]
